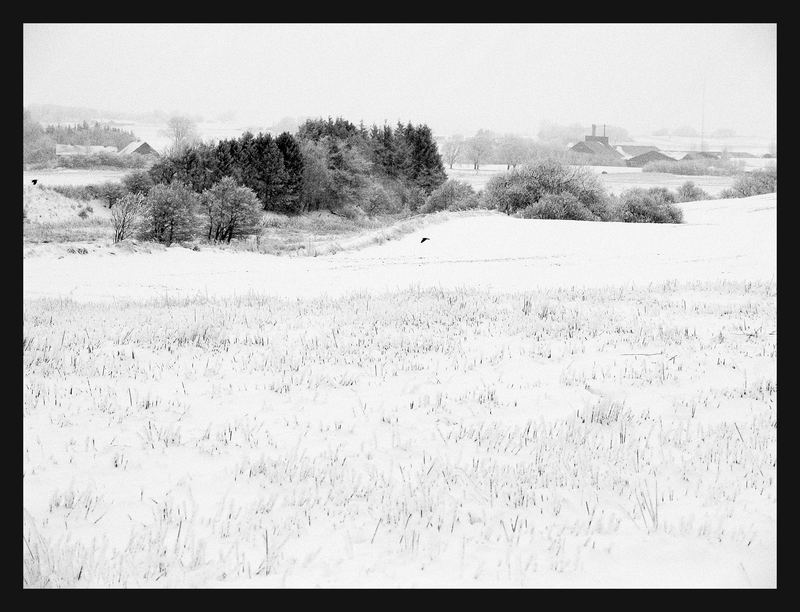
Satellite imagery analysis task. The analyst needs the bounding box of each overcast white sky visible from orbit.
[23,23,776,138]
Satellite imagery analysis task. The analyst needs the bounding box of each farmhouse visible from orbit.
[118,141,159,156]
[568,125,622,159]
[626,150,677,167]
[55,144,118,156]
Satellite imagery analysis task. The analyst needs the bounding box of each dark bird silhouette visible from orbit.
[420,237,430,243]
[31,179,38,185]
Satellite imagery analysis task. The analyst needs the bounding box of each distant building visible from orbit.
[615,144,660,159]
[626,150,677,167]
[681,151,721,161]
[118,141,159,156]
[55,144,118,156]
[568,124,622,159]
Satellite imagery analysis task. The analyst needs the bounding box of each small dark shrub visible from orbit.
[421,180,479,213]
[122,170,155,195]
[618,188,684,223]
[363,183,403,215]
[97,183,127,208]
[719,168,777,199]
[517,192,597,221]
[139,181,199,245]
[676,181,711,202]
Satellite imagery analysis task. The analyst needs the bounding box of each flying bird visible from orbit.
[420,237,430,243]
[31,179,38,185]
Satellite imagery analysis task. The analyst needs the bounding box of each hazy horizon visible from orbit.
[23,23,777,140]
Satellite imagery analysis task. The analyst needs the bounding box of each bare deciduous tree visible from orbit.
[499,134,528,170]
[441,135,464,169]
[163,116,199,155]
[466,130,495,171]
[112,192,145,243]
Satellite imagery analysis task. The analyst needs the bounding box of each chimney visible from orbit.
[592,124,596,137]
[603,124,606,137]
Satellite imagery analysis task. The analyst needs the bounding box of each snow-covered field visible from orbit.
[445,163,738,197]
[23,195,776,587]
[23,169,129,187]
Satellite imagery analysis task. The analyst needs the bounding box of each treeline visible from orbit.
[146,117,447,216]
[440,130,628,171]
[23,110,141,165]
[44,121,138,150]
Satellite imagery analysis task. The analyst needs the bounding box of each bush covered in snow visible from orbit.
[483,160,613,221]
[420,180,480,213]
[616,187,684,223]
[676,181,711,203]
[719,168,777,199]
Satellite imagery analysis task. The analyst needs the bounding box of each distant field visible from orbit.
[23,169,128,187]
[598,172,736,196]
[445,163,736,196]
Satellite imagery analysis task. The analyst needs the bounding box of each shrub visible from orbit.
[53,152,150,169]
[641,158,743,176]
[363,183,404,215]
[122,170,155,195]
[200,177,262,243]
[517,192,597,221]
[97,183,127,208]
[139,182,198,245]
[396,183,426,214]
[617,188,684,223]
[483,159,612,220]
[112,192,145,243]
[420,180,479,213]
[676,181,711,203]
[719,168,777,199]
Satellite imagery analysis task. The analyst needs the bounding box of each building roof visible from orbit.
[569,140,623,158]
[626,150,677,167]
[55,144,118,156]
[615,144,660,159]
[118,141,158,155]
[682,151,721,160]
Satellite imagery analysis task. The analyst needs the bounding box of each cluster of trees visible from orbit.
[440,128,625,171]
[43,121,137,150]
[111,177,263,246]
[536,122,631,147]
[147,131,305,213]
[146,116,447,216]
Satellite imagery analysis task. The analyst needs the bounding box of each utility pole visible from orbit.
[700,81,706,152]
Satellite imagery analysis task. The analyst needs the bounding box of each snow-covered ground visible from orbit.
[23,195,776,587]
[24,194,776,302]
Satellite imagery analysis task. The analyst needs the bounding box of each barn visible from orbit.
[681,151,721,161]
[626,150,677,167]
[118,141,159,156]
[568,124,624,160]
[615,144,660,159]
[569,139,623,159]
